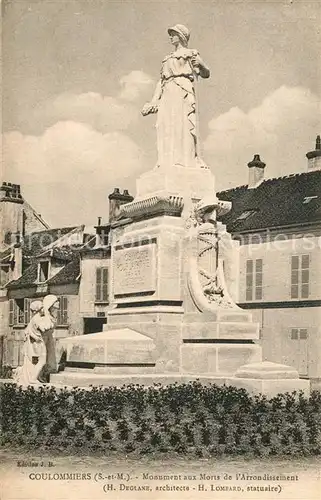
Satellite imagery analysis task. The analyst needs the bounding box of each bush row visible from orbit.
[0,365,13,379]
[1,382,321,457]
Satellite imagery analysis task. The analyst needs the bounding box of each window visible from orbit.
[97,229,109,246]
[96,267,109,302]
[9,298,30,326]
[57,296,68,326]
[290,328,308,340]
[0,265,10,286]
[302,196,318,204]
[38,261,49,282]
[15,299,25,324]
[246,259,263,301]
[291,255,310,299]
[235,210,257,222]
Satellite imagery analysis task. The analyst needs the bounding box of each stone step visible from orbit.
[182,321,259,340]
[50,372,228,388]
[181,343,261,375]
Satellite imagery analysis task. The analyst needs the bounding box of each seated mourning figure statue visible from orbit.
[13,295,59,387]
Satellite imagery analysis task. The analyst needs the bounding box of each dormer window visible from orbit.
[235,209,257,222]
[38,260,50,282]
[303,196,318,204]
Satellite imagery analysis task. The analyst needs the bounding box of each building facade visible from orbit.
[2,139,320,389]
[2,225,94,367]
[218,137,321,389]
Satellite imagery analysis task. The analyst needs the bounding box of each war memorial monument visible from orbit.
[51,24,309,397]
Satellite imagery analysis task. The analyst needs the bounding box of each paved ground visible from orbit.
[1,449,320,500]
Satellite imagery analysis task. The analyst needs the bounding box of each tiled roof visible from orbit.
[47,257,80,286]
[217,170,321,233]
[6,255,80,290]
[0,247,14,263]
[7,263,38,289]
[5,226,94,290]
[37,245,85,261]
[22,227,79,257]
[82,235,97,249]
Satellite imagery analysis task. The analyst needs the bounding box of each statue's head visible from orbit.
[30,300,43,315]
[168,24,190,47]
[43,294,59,318]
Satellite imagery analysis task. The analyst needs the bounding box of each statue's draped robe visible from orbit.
[157,48,199,168]
[13,313,56,386]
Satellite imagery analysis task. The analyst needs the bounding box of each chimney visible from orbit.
[247,154,266,189]
[0,182,23,203]
[108,188,134,223]
[306,135,321,171]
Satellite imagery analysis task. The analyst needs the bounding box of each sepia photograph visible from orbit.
[0,0,320,499]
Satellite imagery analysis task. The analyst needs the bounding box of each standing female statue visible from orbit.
[13,295,59,387]
[142,24,210,169]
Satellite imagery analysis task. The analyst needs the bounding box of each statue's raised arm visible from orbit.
[142,24,210,169]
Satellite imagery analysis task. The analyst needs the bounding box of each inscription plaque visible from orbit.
[113,243,157,297]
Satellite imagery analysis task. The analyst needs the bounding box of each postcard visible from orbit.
[1,1,320,499]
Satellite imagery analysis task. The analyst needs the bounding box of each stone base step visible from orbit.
[50,372,227,388]
[50,369,310,397]
[63,364,156,375]
[181,342,261,374]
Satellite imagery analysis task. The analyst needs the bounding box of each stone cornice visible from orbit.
[119,195,184,220]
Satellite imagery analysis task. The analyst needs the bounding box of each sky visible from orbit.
[2,0,321,228]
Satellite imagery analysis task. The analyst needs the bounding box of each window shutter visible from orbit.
[299,328,308,340]
[62,296,68,324]
[56,296,62,325]
[291,256,299,299]
[9,299,14,326]
[24,298,30,325]
[102,268,108,302]
[13,300,18,325]
[291,328,298,340]
[255,259,263,300]
[96,268,102,301]
[246,260,253,301]
[301,254,310,299]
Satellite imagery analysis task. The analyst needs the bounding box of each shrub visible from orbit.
[0,382,320,457]
[0,365,13,379]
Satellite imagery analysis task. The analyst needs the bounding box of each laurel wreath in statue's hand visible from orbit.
[142,102,158,116]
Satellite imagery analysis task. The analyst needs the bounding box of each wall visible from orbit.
[0,201,23,245]
[22,201,49,234]
[0,199,48,246]
[50,284,82,338]
[239,235,321,303]
[79,254,111,318]
[238,234,321,386]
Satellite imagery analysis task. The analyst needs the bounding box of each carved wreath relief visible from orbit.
[186,198,237,310]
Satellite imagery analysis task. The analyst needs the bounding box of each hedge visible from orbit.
[0,365,13,379]
[1,382,321,457]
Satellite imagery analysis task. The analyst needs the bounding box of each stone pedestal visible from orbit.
[56,328,156,374]
[52,163,310,397]
[226,361,310,397]
[136,165,216,202]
